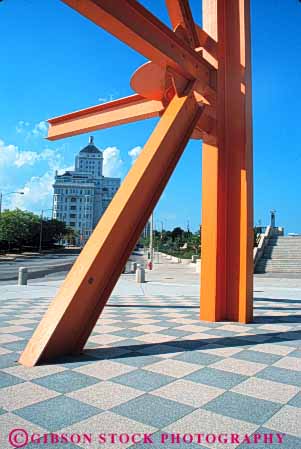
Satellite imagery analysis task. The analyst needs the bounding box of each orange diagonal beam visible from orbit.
[165,0,199,48]
[47,94,164,141]
[61,0,214,86]
[20,86,204,366]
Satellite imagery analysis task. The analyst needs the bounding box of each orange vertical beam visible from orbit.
[20,86,203,367]
[200,0,253,323]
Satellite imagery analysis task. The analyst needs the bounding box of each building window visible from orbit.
[71,197,76,202]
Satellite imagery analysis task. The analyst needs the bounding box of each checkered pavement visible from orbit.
[0,291,300,449]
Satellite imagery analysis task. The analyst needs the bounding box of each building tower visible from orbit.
[52,136,120,245]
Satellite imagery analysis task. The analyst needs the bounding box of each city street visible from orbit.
[0,253,77,282]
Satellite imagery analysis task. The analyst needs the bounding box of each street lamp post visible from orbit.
[148,212,154,268]
[0,191,24,215]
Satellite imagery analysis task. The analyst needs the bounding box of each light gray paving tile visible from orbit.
[0,334,22,344]
[6,319,37,325]
[67,381,143,409]
[176,325,211,332]
[201,346,244,357]
[265,405,301,438]
[211,358,266,376]
[74,360,137,380]
[273,356,301,371]
[93,325,123,334]
[0,382,59,411]
[259,324,295,332]
[134,333,176,343]
[144,359,200,378]
[231,377,299,404]
[152,379,224,407]
[89,334,126,345]
[3,364,67,380]
[131,324,167,333]
[218,325,254,333]
[248,343,294,356]
[0,325,32,333]
[0,347,12,355]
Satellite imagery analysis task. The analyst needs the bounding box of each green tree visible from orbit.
[0,209,75,251]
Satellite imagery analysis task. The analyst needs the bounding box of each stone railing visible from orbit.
[253,225,271,270]
[253,225,285,270]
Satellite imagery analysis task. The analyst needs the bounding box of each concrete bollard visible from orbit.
[191,255,198,263]
[18,267,28,286]
[131,262,137,273]
[136,265,146,283]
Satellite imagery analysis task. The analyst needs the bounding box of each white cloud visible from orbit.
[0,138,70,213]
[32,120,48,137]
[102,146,123,177]
[11,172,54,212]
[15,120,48,139]
[128,145,142,164]
[0,139,40,174]
[16,120,30,134]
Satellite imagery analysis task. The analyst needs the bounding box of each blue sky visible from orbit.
[0,0,300,232]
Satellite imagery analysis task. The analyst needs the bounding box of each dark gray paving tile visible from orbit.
[233,350,281,365]
[112,369,174,392]
[2,340,28,352]
[83,347,132,360]
[290,349,301,358]
[288,392,301,408]
[205,329,239,337]
[15,396,101,431]
[0,371,24,388]
[159,329,192,337]
[115,354,163,367]
[257,366,301,387]
[0,353,19,369]
[203,391,281,425]
[112,394,193,427]
[185,367,247,389]
[174,351,222,366]
[33,370,100,393]
[110,339,148,348]
[109,330,145,338]
[13,331,35,339]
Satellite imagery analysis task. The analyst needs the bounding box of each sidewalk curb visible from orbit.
[4,262,74,281]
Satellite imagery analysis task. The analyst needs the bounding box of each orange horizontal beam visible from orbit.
[62,0,214,86]
[47,94,164,140]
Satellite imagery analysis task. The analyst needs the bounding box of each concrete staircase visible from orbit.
[256,236,301,273]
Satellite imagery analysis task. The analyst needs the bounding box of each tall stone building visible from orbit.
[52,136,120,245]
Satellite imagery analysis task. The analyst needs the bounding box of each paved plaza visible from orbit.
[0,260,300,449]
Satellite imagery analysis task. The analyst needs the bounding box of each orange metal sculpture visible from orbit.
[20,0,253,367]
